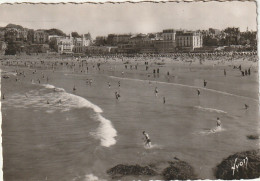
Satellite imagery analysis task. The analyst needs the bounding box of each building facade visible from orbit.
[34,30,49,44]
[107,34,131,46]
[73,34,92,54]
[160,29,177,53]
[57,34,74,54]
[0,41,7,55]
[176,31,203,51]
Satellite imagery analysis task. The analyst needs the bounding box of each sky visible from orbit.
[0,2,257,38]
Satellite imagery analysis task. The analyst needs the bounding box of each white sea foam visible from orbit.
[194,106,227,114]
[198,126,226,135]
[93,114,117,147]
[83,174,107,181]
[4,83,117,147]
[0,69,16,76]
[72,174,107,181]
[144,143,163,149]
[42,84,56,89]
[42,84,116,147]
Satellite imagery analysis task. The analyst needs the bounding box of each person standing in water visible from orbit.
[143,131,151,147]
[197,89,200,96]
[216,117,221,127]
[155,87,158,97]
[203,80,207,87]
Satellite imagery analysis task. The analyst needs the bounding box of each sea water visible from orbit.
[1,62,259,180]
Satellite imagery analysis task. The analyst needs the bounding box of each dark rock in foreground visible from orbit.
[162,161,197,180]
[107,158,197,180]
[247,135,259,140]
[107,164,158,179]
[215,149,260,180]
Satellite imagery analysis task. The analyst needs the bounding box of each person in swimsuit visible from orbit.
[143,131,151,147]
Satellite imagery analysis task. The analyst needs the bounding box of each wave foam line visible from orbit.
[108,76,258,102]
[42,84,117,147]
[194,106,227,114]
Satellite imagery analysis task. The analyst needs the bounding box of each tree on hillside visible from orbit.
[49,38,58,52]
[203,35,219,46]
[5,24,24,30]
[71,32,81,38]
[44,28,66,36]
[5,41,23,55]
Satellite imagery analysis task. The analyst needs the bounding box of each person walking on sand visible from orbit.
[245,104,249,109]
[224,69,226,76]
[143,131,151,147]
[163,97,166,104]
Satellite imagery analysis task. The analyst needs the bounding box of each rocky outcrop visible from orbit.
[162,160,197,180]
[247,135,259,140]
[107,164,158,179]
[107,158,197,180]
[215,149,260,180]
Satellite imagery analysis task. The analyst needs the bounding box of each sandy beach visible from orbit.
[1,53,259,180]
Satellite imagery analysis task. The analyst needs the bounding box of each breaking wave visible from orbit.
[4,83,117,147]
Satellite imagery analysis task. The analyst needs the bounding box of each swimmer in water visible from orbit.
[197,89,200,96]
[216,117,221,127]
[115,91,120,100]
[143,131,151,147]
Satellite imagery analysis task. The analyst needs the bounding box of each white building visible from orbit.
[57,34,74,54]
[162,29,176,41]
[176,31,203,51]
[73,33,92,54]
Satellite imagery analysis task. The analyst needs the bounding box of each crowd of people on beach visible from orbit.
[1,52,257,147]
